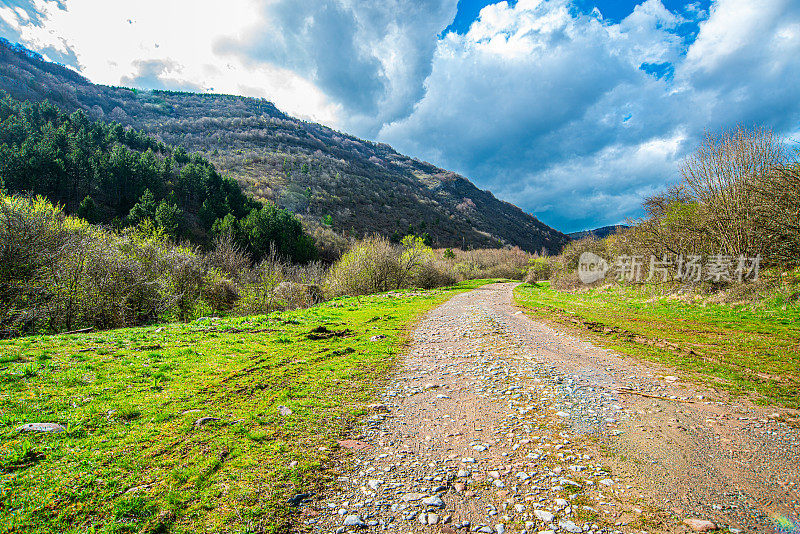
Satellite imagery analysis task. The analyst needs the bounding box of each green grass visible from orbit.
[514,282,800,408]
[0,280,493,534]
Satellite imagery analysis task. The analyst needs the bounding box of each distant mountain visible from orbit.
[568,225,629,240]
[0,38,568,253]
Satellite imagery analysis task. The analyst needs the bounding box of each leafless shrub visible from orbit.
[397,236,434,289]
[202,272,240,313]
[414,258,458,289]
[443,247,531,280]
[628,126,789,265]
[236,248,287,315]
[748,157,800,268]
[324,235,402,297]
[557,236,607,272]
[80,233,132,329]
[164,245,207,320]
[681,126,782,257]
[272,281,315,309]
[286,261,326,286]
[311,225,352,264]
[552,271,584,291]
[205,231,251,279]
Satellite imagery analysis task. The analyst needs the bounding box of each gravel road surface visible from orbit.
[300,283,799,534]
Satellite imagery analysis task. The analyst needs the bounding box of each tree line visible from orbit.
[0,92,315,263]
[532,126,800,293]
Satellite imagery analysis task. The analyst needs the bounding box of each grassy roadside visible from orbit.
[513,282,800,408]
[0,280,492,534]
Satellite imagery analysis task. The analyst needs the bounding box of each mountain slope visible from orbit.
[568,225,629,240]
[0,39,569,253]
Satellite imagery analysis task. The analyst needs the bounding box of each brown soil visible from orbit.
[303,283,799,534]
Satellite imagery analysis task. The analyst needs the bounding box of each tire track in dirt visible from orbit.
[302,283,799,534]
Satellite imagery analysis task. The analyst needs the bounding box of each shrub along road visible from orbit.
[0,282,490,533]
[309,283,799,534]
[2,281,797,533]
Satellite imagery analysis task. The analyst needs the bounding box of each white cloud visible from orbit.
[378,0,800,230]
[2,0,342,123]
[676,0,800,132]
[2,0,800,231]
[215,0,458,136]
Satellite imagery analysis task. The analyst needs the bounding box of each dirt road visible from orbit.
[304,283,799,534]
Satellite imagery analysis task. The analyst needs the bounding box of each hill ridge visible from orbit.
[0,39,568,253]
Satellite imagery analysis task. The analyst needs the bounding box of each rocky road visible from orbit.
[301,283,800,534]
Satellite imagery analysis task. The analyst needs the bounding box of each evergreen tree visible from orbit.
[0,92,316,263]
[77,195,98,223]
[127,189,156,225]
[155,200,182,237]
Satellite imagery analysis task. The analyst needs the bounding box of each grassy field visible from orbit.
[0,281,491,534]
[514,282,800,408]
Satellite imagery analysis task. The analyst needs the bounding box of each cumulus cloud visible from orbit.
[679,0,800,132]
[378,0,800,231]
[2,0,800,231]
[216,0,458,135]
[217,1,383,114]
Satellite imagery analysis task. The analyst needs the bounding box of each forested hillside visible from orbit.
[0,94,315,262]
[0,38,568,253]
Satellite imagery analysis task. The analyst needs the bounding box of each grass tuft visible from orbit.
[0,280,491,533]
[514,282,800,407]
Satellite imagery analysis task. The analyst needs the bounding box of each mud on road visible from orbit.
[303,283,799,534]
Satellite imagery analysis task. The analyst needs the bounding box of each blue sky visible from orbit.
[445,0,500,33]
[446,0,711,33]
[1,0,799,233]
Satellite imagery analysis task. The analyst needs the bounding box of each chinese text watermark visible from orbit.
[578,253,760,285]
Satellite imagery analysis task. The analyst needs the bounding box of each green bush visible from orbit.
[525,257,553,283]
[0,193,237,335]
[324,235,402,297]
[239,203,316,263]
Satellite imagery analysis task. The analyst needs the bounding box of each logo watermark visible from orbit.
[577,253,760,284]
[578,252,609,284]
[772,514,800,534]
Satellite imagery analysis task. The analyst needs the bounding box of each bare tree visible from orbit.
[680,126,784,256]
[748,153,800,268]
[205,231,251,279]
